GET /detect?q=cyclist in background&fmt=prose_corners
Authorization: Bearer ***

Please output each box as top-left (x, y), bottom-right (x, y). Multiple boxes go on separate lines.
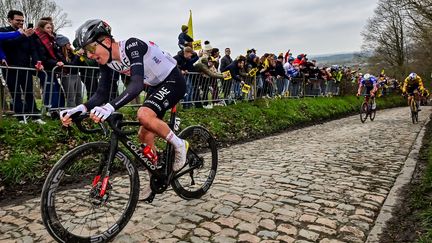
top-left (402, 72), bottom-right (425, 111)
top-left (59, 19), bottom-right (188, 200)
top-left (421, 88), bottom-right (430, 106)
top-left (356, 73), bottom-right (378, 110)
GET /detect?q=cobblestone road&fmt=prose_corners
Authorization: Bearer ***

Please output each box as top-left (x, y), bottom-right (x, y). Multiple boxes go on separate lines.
top-left (1, 107), bottom-right (430, 243)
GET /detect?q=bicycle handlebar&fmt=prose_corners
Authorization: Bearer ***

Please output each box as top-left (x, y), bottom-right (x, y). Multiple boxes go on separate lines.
top-left (70, 112), bottom-right (139, 137)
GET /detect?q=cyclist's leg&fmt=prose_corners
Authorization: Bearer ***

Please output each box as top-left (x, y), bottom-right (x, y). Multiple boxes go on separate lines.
top-left (138, 125), bottom-right (156, 151)
top-left (138, 68), bottom-right (187, 170)
top-left (415, 89), bottom-right (422, 110)
top-left (407, 86), bottom-right (414, 107)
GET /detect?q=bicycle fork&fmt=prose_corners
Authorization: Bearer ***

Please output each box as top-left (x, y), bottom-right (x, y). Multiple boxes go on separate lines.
top-left (91, 133), bottom-right (118, 203)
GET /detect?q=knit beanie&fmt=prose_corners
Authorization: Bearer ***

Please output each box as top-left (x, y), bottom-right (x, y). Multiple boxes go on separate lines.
top-left (56, 34), bottom-right (70, 47)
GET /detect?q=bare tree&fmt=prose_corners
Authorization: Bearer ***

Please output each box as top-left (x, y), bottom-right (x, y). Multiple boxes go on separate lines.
top-left (362, 0), bottom-right (410, 78)
top-left (0, 0), bottom-right (70, 31)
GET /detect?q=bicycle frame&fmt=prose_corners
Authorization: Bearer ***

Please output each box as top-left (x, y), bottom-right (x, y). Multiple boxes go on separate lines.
top-left (90, 107), bottom-right (179, 197)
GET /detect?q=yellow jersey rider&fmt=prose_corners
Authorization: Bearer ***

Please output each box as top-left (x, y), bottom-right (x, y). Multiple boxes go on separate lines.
top-left (402, 72), bottom-right (425, 111)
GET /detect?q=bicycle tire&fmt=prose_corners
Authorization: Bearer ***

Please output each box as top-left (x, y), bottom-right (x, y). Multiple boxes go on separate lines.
top-left (360, 102), bottom-right (368, 123)
top-left (410, 99), bottom-right (418, 124)
top-left (41, 142), bottom-right (139, 242)
top-left (171, 126), bottom-right (218, 200)
top-left (370, 108), bottom-right (376, 121)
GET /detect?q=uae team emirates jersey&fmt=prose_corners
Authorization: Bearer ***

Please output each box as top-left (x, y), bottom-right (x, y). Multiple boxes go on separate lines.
top-left (106, 38), bottom-right (177, 86)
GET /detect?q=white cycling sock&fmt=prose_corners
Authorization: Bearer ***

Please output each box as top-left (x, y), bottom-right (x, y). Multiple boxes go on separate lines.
top-left (166, 131), bottom-right (183, 151)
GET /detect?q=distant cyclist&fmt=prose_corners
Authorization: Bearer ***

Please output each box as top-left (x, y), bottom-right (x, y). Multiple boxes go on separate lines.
top-left (59, 19), bottom-right (188, 200)
top-left (357, 73), bottom-right (378, 110)
top-left (402, 72), bottom-right (425, 111)
top-left (421, 88), bottom-right (430, 106)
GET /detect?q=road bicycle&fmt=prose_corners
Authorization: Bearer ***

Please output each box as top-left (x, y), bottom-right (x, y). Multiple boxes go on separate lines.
top-left (359, 94), bottom-right (376, 123)
top-left (408, 92), bottom-right (419, 124)
top-left (40, 106), bottom-right (218, 242)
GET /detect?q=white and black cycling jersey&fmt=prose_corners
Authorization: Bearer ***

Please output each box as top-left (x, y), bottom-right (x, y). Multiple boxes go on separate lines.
top-left (84, 38), bottom-right (180, 110)
top-left (106, 39), bottom-right (177, 86)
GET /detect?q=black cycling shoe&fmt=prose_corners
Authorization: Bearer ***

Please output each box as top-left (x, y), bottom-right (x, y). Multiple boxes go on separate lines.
top-left (139, 192), bottom-right (155, 204)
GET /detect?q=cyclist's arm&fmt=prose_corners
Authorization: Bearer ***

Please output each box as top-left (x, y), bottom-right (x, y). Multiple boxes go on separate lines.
top-left (418, 77), bottom-right (425, 91)
top-left (84, 65), bottom-right (113, 110)
top-left (357, 80), bottom-right (364, 94)
top-left (372, 80), bottom-right (379, 93)
top-left (109, 38), bottom-right (147, 110)
top-left (402, 78), bottom-right (408, 93)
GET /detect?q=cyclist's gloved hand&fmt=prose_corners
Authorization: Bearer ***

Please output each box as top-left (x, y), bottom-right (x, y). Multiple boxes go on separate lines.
top-left (60, 104), bottom-right (87, 127)
top-left (90, 103), bottom-right (115, 123)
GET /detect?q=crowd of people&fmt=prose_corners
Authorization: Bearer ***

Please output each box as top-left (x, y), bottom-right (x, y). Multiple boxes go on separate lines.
top-left (0, 10), bottom-right (409, 123)
top-left (0, 10), bottom-right (100, 123)
top-left (177, 24), bottom-right (356, 107)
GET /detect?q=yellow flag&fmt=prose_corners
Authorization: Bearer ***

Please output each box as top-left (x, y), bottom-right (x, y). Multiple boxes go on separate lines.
top-left (187, 10), bottom-right (194, 39)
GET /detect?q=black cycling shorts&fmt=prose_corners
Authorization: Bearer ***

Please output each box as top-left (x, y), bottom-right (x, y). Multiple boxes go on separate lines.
top-left (143, 67), bottom-right (186, 119)
top-left (407, 84), bottom-right (419, 95)
top-left (365, 86), bottom-right (374, 94)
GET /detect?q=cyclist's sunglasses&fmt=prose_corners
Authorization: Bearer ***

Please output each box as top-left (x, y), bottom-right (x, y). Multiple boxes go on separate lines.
top-left (84, 42), bottom-right (98, 54)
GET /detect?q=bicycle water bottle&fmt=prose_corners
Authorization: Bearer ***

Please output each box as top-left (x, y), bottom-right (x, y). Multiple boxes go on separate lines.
top-left (142, 145), bottom-right (158, 165)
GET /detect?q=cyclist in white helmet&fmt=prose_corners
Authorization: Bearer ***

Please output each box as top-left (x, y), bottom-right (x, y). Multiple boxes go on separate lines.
top-left (59, 19), bottom-right (188, 201)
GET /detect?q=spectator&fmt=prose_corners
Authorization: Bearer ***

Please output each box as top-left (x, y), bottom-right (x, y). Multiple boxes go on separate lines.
top-left (178, 25), bottom-right (193, 50)
top-left (0, 10), bottom-right (40, 120)
top-left (174, 47), bottom-right (197, 74)
top-left (224, 55), bottom-right (246, 100)
top-left (56, 34), bottom-right (83, 107)
top-left (256, 54), bottom-right (270, 97)
top-left (40, 17), bottom-right (54, 32)
top-left (210, 48), bottom-right (220, 70)
top-left (219, 47), bottom-right (233, 72)
top-left (0, 29), bottom-right (34, 65)
top-left (194, 56), bottom-right (226, 108)
top-left (283, 56), bottom-right (296, 96)
top-left (173, 46), bottom-right (198, 108)
top-left (260, 54), bottom-right (277, 98)
top-left (31, 19), bottom-right (65, 117)
top-left (275, 55), bottom-right (288, 96)
top-left (203, 40), bottom-right (212, 56)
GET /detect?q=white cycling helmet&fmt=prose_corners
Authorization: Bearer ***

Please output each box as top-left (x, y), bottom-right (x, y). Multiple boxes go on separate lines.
top-left (409, 72), bottom-right (417, 80)
top-left (363, 73), bottom-right (371, 80)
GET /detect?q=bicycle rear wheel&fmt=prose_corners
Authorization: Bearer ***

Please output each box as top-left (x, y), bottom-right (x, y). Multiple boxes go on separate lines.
top-left (171, 126), bottom-right (218, 200)
top-left (41, 142), bottom-right (139, 242)
top-left (360, 102), bottom-right (368, 123)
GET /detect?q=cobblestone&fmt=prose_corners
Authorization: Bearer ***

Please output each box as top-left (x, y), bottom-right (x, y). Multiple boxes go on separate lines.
top-left (0, 107), bottom-right (428, 242)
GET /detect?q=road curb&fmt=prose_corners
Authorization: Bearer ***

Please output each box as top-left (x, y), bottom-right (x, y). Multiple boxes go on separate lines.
top-left (366, 115), bottom-right (431, 242)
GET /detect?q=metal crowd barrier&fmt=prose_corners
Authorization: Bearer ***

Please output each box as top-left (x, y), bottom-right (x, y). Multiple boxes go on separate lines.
top-left (182, 72), bottom-right (257, 108)
top-left (0, 64), bottom-right (352, 119)
top-left (0, 66), bottom-right (48, 121)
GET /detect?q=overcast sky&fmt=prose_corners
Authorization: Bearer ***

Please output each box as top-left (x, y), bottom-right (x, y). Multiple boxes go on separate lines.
top-left (55, 0), bottom-right (378, 58)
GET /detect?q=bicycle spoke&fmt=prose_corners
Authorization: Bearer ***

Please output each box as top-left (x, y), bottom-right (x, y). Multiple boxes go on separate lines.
top-left (41, 143), bottom-right (139, 241)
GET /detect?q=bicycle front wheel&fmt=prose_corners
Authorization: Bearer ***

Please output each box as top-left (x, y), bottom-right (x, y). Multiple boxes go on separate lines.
top-left (370, 107), bottom-right (376, 121)
top-left (360, 102), bottom-right (368, 123)
top-left (410, 100), bottom-right (418, 124)
top-left (171, 126), bottom-right (218, 200)
top-left (41, 142), bottom-right (139, 242)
